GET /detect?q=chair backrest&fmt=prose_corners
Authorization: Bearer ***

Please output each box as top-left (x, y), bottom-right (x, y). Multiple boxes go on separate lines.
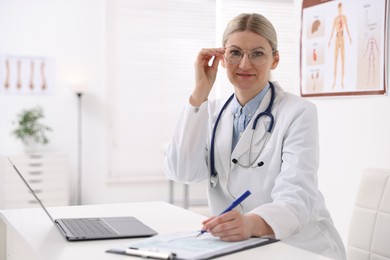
top-left (347, 168), bottom-right (390, 260)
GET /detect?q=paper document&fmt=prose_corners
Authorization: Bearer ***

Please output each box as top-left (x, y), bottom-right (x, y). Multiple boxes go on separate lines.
top-left (107, 231), bottom-right (278, 259)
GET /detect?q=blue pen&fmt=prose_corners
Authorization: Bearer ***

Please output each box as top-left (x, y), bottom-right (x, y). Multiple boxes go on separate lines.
top-left (196, 190), bottom-right (251, 237)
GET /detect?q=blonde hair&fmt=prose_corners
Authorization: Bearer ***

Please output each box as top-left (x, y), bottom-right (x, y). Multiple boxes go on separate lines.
top-left (222, 13), bottom-right (278, 52)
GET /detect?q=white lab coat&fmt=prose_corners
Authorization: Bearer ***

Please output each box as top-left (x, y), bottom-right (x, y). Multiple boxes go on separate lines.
top-left (164, 81), bottom-right (346, 260)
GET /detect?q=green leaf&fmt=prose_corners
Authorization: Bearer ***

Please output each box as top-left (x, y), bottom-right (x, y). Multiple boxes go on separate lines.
top-left (11, 106), bottom-right (52, 145)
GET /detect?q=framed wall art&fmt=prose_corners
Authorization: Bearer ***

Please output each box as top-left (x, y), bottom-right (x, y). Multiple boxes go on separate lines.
top-left (0, 55), bottom-right (53, 95)
top-left (300, 0), bottom-right (388, 97)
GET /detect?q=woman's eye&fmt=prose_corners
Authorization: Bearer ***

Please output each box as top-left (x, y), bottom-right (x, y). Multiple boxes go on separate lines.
top-left (251, 51), bottom-right (265, 57)
top-left (230, 50), bottom-right (242, 56)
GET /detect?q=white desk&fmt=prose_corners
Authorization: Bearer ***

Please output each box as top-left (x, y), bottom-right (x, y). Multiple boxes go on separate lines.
top-left (0, 201), bottom-right (331, 260)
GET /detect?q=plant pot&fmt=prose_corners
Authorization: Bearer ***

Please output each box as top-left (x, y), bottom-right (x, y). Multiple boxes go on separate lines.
top-left (24, 137), bottom-right (39, 154)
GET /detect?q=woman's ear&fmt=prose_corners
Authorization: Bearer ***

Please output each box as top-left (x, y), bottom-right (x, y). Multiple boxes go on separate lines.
top-left (271, 51), bottom-right (280, 70)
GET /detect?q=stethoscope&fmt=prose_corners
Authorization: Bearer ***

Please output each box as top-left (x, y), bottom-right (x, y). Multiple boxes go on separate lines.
top-left (210, 82), bottom-right (275, 188)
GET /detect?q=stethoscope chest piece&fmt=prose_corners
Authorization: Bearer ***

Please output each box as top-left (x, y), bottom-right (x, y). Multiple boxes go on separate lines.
top-left (210, 174), bottom-right (218, 188)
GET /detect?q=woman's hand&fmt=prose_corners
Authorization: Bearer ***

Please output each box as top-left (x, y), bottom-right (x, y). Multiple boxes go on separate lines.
top-left (200, 211), bottom-right (274, 241)
top-left (190, 47), bottom-right (225, 107)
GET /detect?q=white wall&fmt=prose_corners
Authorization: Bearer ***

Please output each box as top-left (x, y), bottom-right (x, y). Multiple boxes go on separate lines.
top-left (0, 0), bottom-right (389, 246)
top-left (293, 0), bottom-right (390, 242)
top-left (0, 0), bottom-right (102, 203)
top-left (0, 0), bottom-right (176, 206)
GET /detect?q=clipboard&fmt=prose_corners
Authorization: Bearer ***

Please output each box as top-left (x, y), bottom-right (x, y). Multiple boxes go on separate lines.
top-left (106, 231), bottom-right (279, 259)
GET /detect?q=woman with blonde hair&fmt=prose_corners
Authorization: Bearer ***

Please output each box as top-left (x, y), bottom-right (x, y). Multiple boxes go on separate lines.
top-left (165, 13), bottom-right (346, 260)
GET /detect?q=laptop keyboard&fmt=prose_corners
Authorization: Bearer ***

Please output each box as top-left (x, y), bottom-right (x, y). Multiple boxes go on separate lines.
top-left (61, 218), bottom-right (117, 237)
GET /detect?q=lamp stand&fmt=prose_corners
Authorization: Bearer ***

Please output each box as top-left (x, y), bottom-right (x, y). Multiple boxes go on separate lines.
top-left (76, 92), bottom-right (83, 205)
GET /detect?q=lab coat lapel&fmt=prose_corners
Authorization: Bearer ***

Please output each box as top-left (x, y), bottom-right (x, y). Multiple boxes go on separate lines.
top-left (215, 105), bottom-right (233, 177)
top-left (232, 87), bottom-right (273, 161)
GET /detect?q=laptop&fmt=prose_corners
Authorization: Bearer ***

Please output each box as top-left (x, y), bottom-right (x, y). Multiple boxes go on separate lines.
top-left (7, 158), bottom-right (158, 241)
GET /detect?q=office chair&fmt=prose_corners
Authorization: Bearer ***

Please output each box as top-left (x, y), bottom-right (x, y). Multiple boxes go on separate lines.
top-left (347, 168), bottom-right (390, 260)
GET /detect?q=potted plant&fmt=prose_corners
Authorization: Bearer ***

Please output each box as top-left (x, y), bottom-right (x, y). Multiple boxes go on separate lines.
top-left (12, 106), bottom-right (52, 152)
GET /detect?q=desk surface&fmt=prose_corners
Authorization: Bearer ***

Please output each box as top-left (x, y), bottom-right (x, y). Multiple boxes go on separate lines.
top-left (0, 201), bottom-right (331, 260)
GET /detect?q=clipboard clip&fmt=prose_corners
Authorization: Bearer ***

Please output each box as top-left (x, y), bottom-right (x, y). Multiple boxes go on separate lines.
top-left (106, 247), bottom-right (176, 259)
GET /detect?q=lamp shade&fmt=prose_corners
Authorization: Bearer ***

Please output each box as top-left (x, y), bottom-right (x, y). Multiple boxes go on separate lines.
top-left (71, 84), bottom-right (88, 94)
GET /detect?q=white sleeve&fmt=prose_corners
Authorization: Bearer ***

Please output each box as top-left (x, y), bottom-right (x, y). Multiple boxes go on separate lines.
top-left (164, 101), bottom-right (210, 183)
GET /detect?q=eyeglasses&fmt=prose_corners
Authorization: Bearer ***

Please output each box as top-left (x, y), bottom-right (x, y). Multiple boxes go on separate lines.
top-left (224, 46), bottom-right (276, 66)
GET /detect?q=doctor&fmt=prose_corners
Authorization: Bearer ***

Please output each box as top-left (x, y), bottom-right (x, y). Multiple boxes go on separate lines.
top-left (164, 13), bottom-right (346, 260)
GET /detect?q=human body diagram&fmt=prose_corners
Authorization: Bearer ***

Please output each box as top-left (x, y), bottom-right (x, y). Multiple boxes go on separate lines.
top-left (328, 3), bottom-right (352, 89)
top-left (364, 35), bottom-right (379, 87)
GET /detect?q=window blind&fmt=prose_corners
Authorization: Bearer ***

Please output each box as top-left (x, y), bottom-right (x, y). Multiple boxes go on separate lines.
top-left (106, 0), bottom-right (294, 178)
top-left (106, 0), bottom-right (216, 177)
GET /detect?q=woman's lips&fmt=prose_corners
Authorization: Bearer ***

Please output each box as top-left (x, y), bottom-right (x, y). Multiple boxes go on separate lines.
top-left (236, 72), bottom-right (255, 77)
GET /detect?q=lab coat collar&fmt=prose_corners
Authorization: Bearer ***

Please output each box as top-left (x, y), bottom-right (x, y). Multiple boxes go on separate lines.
top-left (214, 81), bottom-right (284, 173)
top-left (232, 99), bottom-right (271, 162)
top-left (232, 82), bottom-right (284, 162)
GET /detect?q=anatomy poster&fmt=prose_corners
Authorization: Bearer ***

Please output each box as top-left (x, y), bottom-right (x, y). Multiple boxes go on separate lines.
top-left (300, 0), bottom-right (388, 97)
top-left (0, 56), bottom-right (53, 95)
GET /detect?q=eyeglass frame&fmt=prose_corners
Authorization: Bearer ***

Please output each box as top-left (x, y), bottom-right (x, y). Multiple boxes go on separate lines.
top-left (224, 45), bottom-right (277, 66)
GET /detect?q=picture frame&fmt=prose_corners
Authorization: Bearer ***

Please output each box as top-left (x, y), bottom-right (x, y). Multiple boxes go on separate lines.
top-left (300, 0), bottom-right (388, 97)
top-left (0, 55), bottom-right (52, 95)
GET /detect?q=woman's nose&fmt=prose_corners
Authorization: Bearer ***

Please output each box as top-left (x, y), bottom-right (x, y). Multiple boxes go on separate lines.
top-left (238, 53), bottom-right (252, 69)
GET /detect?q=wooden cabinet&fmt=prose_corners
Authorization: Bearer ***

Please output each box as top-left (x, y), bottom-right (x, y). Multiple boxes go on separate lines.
top-left (0, 154), bottom-right (69, 209)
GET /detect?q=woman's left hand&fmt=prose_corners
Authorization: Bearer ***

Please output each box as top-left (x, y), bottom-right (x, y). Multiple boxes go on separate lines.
top-left (201, 211), bottom-right (274, 241)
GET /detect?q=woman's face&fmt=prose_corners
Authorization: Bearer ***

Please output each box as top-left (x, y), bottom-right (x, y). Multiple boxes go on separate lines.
top-left (222, 31), bottom-right (279, 96)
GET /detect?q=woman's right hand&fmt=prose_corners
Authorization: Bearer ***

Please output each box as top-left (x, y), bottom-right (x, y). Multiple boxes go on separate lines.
top-left (190, 47), bottom-right (225, 107)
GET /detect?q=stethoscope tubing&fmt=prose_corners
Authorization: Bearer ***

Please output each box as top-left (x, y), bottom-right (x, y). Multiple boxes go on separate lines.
top-left (210, 93), bottom-right (234, 184)
top-left (210, 82), bottom-right (275, 187)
